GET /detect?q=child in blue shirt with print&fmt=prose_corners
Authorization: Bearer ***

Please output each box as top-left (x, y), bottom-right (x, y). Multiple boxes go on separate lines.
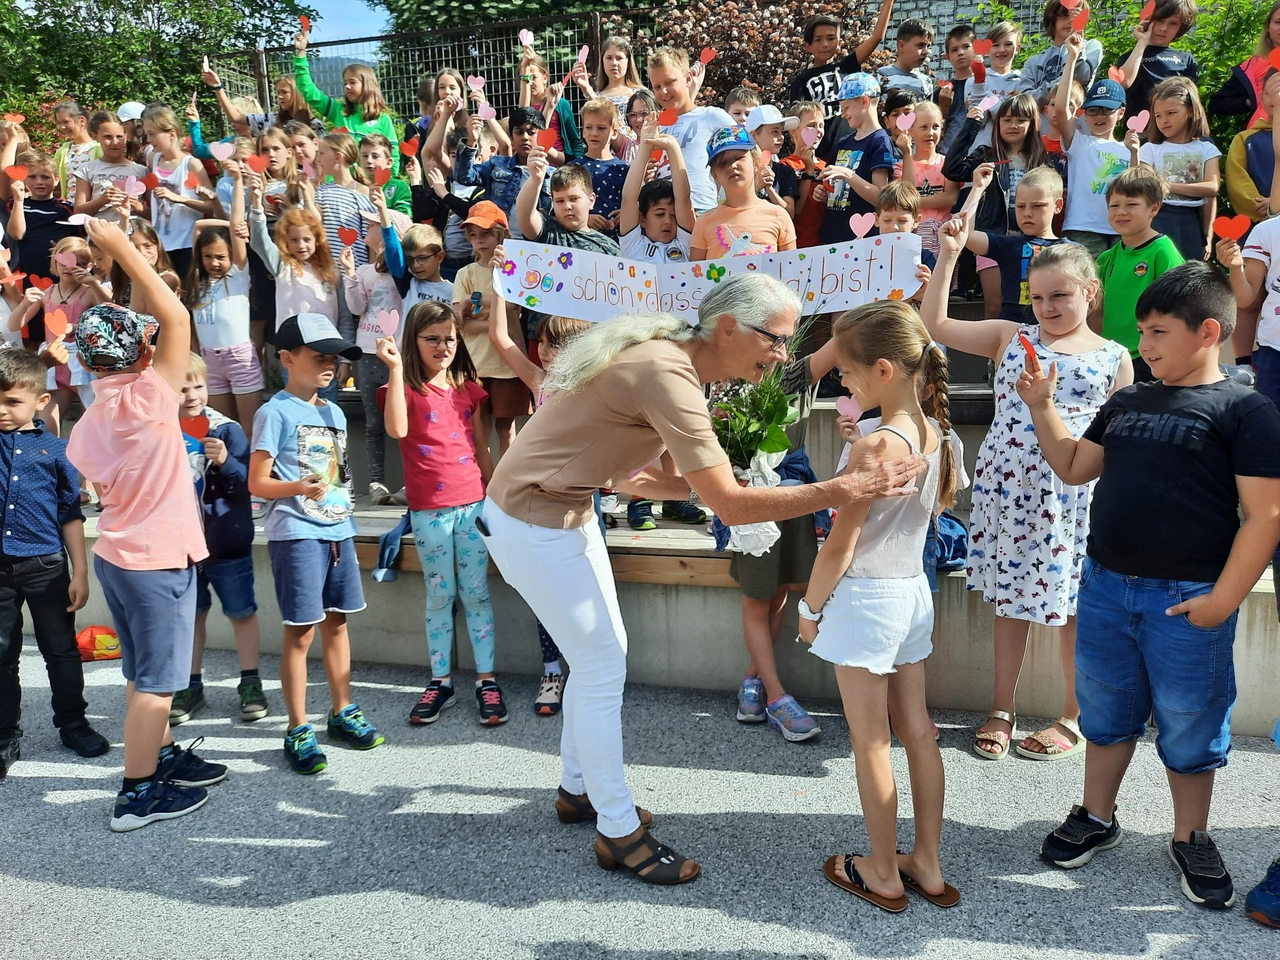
top-left (817, 73), bottom-right (896, 244)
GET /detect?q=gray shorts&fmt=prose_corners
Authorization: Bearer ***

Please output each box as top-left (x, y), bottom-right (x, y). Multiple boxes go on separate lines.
top-left (94, 555), bottom-right (196, 694)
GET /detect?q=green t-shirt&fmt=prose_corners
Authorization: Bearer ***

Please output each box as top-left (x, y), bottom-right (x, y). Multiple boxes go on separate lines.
top-left (1096, 234), bottom-right (1184, 358)
top-left (381, 178), bottom-right (412, 216)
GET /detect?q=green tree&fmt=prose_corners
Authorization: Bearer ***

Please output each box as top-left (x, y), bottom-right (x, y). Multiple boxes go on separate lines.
top-left (374, 0), bottom-right (617, 34)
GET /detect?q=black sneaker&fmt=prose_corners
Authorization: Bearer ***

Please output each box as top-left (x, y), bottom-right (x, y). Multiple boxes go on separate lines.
top-left (60, 722), bottom-right (110, 758)
top-left (1169, 831), bottom-right (1236, 908)
top-left (476, 680), bottom-right (509, 726)
top-left (237, 678), bottom-right (269, 722)
top-left (169, 685), bottom-right (206, 726)
top-left (409, 680), bottom-right (455, 725)
top-left (156, 737), bottom-right (229, 788)
top-left (661, 500), bottom-right (707, 524)
top-left (1041, 804), bottom-right (1122, 869)
top-left (110, 780), bottom-right (208, 833)
top-left (0, 739), bottom-right (19, 779)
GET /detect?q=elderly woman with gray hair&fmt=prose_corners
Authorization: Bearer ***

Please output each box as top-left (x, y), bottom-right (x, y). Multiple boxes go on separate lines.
top-left (481, 272), bottom-right (926, 884)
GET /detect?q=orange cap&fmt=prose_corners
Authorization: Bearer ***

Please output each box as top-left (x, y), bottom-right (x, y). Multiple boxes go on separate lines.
top-left (461, 200), bottom-right (509, 230)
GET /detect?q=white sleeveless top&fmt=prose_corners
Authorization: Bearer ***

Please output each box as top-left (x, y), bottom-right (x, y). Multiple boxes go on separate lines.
top-left (150, 154), bottom-right (201, 253)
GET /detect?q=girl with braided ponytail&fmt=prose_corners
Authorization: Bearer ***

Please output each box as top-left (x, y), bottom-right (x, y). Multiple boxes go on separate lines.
top-left (798, 300), bottom-right (958, 912)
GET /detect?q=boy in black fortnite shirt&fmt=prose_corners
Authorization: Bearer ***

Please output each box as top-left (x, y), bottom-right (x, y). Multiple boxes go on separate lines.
top-left (1018, 261), bottom-right (1280, 911)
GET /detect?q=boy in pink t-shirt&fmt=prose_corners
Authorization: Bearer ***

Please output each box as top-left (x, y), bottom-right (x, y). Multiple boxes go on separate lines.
top-left (67, 219), bottom-right (227, 834)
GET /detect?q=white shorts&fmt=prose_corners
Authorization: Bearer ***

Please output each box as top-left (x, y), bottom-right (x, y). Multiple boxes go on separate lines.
top-left (808, 574), bottom-right (934, 675)
top-left (46, 343), bottom-right (94, 390)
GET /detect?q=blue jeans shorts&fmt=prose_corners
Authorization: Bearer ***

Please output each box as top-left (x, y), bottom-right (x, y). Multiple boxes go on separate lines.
top-left (1075, 558), bottom-right (1237, 775)
top-left (267, 538), bottom-right (366, 627)
top-left (196, 555), bottom-right (258, 620)
top-left (94, 555), bottom-right (196, 694)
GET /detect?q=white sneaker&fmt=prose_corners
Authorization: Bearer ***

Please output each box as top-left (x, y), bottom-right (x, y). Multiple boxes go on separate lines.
top-left (599, 492), bottom-right (620, 512)
top-left (388, 487), bottom-right (409, 507)
top-left (368, 482), bottom-right (392, 505)
top-left (534, 672), bottom-right (565, 716)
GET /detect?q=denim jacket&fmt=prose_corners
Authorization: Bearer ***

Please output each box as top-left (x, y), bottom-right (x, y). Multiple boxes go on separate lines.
top-left (452, 144), bottom-right (549, 240)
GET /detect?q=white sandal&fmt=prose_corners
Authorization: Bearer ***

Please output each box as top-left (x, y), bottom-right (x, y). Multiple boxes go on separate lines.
top-left (1015, 717), bottom-right (1085, 761)
top-left (973, 710), bottom-right (1016, 760)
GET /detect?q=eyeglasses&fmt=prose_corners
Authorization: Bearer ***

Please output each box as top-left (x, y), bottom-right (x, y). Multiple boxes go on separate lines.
top-left (418, 336), bottom-right (458, 348)
top-left (408, 254), bottom-right (439, 264)
top-left (626, 111), bottom-right (651, 121)
top-left (1084, 107), bottom-right (1115, 116)
top-left (748, 325), bottom-right (791, 354)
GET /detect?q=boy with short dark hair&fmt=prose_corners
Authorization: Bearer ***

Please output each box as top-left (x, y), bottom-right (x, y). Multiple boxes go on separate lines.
top-left (937, 25), bottom-right (976, 154)
top-left (1115, 0), bottom-right (1199, 123)
top-left (788, 6), bottom-right (896, 161)
top-left (454, 106), bottom-right (547, 240)
top-left (1095, 167), bottom-right (1184, 380)
top-left (1020, 260), bottom-right (1280, 912)
top-left (0, 346), bottom-right (105, 778)
top-left (724, 86), bottom-right (762, 127)
top-left (877, 19), bottom-right (935, 99)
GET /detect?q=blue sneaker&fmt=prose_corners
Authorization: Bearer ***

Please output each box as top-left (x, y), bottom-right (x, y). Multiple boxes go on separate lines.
top-left (327, 703), bottom-right (385, 749)
top-left (765, 694), bottom-right (821, 742)
top-left (627, 499), bottom-right (656, 531)
top-left (110, 780), bottom-right (208, 832)
top-left (1247, 857), bottom-right (1280, 928)
top-left (156, 737), bottom-right (228, 788)
top-left (284, 723), bottom-right (328, 775)
top-left (736, 676), bottom-right (766, 723)
top-left (662, 500), bottom-right (707, 524)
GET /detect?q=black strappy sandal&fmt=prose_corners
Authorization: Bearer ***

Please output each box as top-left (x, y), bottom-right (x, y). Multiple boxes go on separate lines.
top-left (555, 787), bottom-right (653, 827)
top-left (595, 829), bottom-right (701, 885)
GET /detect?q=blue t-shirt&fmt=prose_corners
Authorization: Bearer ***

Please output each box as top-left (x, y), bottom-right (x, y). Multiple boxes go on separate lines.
top-left (820, 128), bottom-right (896, 243)
top-left (983, 234), bottom-right (1076, 323)
top-left (573, 156), bottom-right (629, 235)
top-left (250, 391), bottom-right (357, 542)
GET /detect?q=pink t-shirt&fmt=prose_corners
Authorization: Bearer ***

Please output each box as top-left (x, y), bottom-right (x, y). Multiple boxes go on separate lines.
top-left (894, 153), bottom-right (949, 254)
top-left (67, 367), bottom-right (208, 570)
top-left (377, 379), bottom-right (488, 511)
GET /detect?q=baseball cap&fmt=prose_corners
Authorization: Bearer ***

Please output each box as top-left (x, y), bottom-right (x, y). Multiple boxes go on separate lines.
top-left (707, 125), bottom-right (756, 162)
top-left (837, 73), bottom-right (881, 101)
top-left (117, 101), bottom-right (146, 123)
top-left (1082, 79), bottom-right (1125, 110)
top-left (275, 313), bottom-right (361, 361)
top-left (744, 104), bottom-right (800, 133)
top-left (461, 200), bottom-right (509, 231)
top-left (76, 303), bottom-right (159, 372)
top-left (357, 207), bottom-right (414, 237)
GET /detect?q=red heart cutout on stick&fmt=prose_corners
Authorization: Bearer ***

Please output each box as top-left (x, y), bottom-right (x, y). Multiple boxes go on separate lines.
top-left (400, 138), bottom-right (419, 157)
top-left (0, 272), bottom-right (26, 286)
top-left (657, 108), bottom-right (678, 126)
top-left (245, 154), bottom-right (269, 174)
top-left (1018, 333), bottom-right (1037, 364)
top-left (185, 171), bottom-right (199, 189)
top-left (699, 47), bottom-right (716, 65)
top-left (535, 128), bottom-right (557, 150)
top-left (142, 171), bottom-right (159, 190)
top-left (3, 114), bottom-right (24, 124)
top-left (338, 226), bottom-right (359, 246)
top-left (1140, 0), bottom-right (1156, 19)
top-left (1270, 48), bottom-right (1280, 71)
top-left (973, 39), bottom-right (993, 54)
top-left (3, 165), bottom-right (27, 181)
top-left (29, 275), bottom-right (53, 292)
top-left (374, 167), bottom-right (391, 186)
top-left (1213, 215), bottom-right (1250, 241)
top-left (1072, 6), bottom-right (1090, 30)
top-left (44, 308), bottom-right (68, 338)
top-left (299, 14), bottom-right (310, 31)
top-left (971, 60), bottom-right (986, 83)
top-left (181, 415), bottom-right (210, 440)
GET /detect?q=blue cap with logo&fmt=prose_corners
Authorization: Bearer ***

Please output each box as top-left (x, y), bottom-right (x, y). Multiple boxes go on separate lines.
top-left (1082, 78), bottom-right (1126, 110)
top-left (706, 125), bottom-right (756, 162)
top-left (837, 73), bottom-right (881, 101)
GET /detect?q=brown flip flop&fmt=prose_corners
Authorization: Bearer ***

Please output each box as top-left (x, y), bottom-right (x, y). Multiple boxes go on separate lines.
top-left (899, 870), bottom-right (961, 907)
top-left (823, 854), bottom-right (909, 913)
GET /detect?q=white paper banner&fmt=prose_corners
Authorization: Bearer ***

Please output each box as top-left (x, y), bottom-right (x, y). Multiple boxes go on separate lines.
top-left (492, 233), bottom-right (924, 324)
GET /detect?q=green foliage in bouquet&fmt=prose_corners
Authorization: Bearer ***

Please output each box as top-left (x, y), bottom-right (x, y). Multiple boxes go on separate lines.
top-left (710, 368), bottom-right (800, 471)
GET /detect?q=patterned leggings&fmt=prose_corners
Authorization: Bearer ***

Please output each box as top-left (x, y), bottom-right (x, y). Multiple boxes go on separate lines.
top-left (536, 620), bottom-right (563, 665)
top-left (410, 502), bottom-right (495, 676)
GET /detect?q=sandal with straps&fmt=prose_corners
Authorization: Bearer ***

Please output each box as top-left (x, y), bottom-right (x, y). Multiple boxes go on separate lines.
top-left (595, 828), bottom-right (700, 885)
top-left (973, 710), bottom-right (1016, 760)
top-left (555, 787), bottom-right (653, 828)
top-left (1015, 716), bottom-right (1085, 761)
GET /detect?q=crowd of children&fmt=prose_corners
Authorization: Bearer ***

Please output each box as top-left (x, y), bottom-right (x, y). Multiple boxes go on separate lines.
top-left (1, 0), bottom-right (1279, 928)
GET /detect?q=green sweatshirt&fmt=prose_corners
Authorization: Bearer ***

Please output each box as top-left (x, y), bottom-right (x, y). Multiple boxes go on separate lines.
top-left (294, 53), bottom-right (400, 168)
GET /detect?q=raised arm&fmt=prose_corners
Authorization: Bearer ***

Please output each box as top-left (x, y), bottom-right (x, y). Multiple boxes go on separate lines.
top-left (1055, 34), bottom-right (1087, 149)
top-left (293, 29), bottom-right (339, 124)
top-left (517, 144), bottom-right (549, 239)
top-left (1117, 20), bottom-right (1151, 89)
top-left (921, 213), bottom-right (1019, 359)
top-left (225, 160), bottom-right (248, 269)
top-left (853, 0), bottom-right (895, 64)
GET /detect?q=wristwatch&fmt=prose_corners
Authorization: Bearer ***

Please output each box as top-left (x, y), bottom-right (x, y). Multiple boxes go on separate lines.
top-left (797, 598), bottom-right (823, 623)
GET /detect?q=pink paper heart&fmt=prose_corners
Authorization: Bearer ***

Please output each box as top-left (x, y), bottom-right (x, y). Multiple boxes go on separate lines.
top-left (979, 95), bottom-right (1001, 111)
top-left (466, 75), bottom-right (485, 90)
top-left (1127, 110), bottom-right (1150, 132)
top-left (895, 112), bottom-right (916, 132)
top-left (835, 396), bottom-right (862, 419)
top-left (208, 141), bottom-right (235, 161)
top-left (119, 176), bottom-right (145, 197)
top-left (578, 45), bottom-right (589, 63)
top-left (518, 28), bottom-right (534, 46)
top-left (848, 213), bottom-right (876, 238)
top-left (301, 159), bottom-right (315, 179)
top-left (478, 103), bottom-right (497, 121)
top-left (57, 213), bottom-right (90, 226)
top-left (374, 309), bottom-right (400, 337)
top-left (799, 127), bottom-right (819, 146)
top-left (54, 251), bottom-right (78, 268)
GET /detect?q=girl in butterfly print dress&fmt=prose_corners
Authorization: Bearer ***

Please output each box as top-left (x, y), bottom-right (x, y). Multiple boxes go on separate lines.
top-left (923, 218), bottom-right (1131, 762)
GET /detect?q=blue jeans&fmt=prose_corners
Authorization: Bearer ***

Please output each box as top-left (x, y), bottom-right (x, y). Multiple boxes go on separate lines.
top-left (410, 502), bottom-right (495, 677)
top-left (1075, 559), bottom-right (1237, 774)
top-left (196, 555), bottom-right (258, 619)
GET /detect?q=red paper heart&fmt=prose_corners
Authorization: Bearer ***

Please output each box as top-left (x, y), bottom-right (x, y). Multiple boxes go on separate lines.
top-left (699, 47), bottom-right (716, 65)
top-left (658, 108), bottom-right (678, 126)
top-left (649, 149), bottom-right (666, 165)
top-left (1213, 215), bottom-right (1250, 242)
top-left (142, 171), bottom-right (159, 190)
top-left (1072, 6), bottom-right (1090, 30)
top-left (3, 165), bottom-right (27, 181)
top-left (185, 171), bottom-right (199, 189)
top-left (535, 128), bottom-right (557, 150)
top-left (973, 39), bottom-right (993, 55)
top-left (299, 14), bottom-right (310, 31)
top-left (400, 138), bottom-right (420, 157)
top-left (1140, 0), bottom-right (1156, 19)
top-left (0, 272), bottom-right (25, 286)
top-left (1018, 333), bottom-right (1037, 364)
top-left (44, 308), bottom-right (68, 338)
top-left (971, 60), bottom-right (986, 83)
top-left (3, 113), bottom-right (24, 124)
top-left (374, 167), bottom-right (391, 186)
top-left (29, 275), bottom-right (53, 291)
top-left (338, 226), bottom-right (359, 246)
top-left (244, 154), bottom-right (270, 174)
top-left (1270, 48), bottom-right (1280, 72)
top-left (1061, 0), bottom-right (1080, 7)
top-left (181, 415), bottom-right (210, 440)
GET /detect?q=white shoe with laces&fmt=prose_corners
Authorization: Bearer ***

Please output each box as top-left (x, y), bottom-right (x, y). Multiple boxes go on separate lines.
top-left (534, 672), bottom-right (566, 717)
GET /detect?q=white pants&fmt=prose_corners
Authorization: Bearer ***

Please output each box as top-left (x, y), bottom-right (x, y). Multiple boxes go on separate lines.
top-left (480, 497), bottom-right (640, 838)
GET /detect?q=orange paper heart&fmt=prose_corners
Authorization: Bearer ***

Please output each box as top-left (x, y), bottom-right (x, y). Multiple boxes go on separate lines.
top-left (535, 128), bottom-right (557, 150)
top-left (400, 138), bottom-right (420, 157)
top-left (44, 308), bottom-right (68, 338)
top-left (1108, 65), bottom-right (1125, 82)
top-left (299, 14), bottom-right (310, 31)
top-left (374, 167), bottom-right (391, 186)
top-left (973, 39), bottom-right (993, 54)
top-left (29, 275), bottom-right (53, 292)
top-left (3, 113), bottom-right (24, 124)
top-left (1213, 215), bottom-right (1250, 241)
top-left (3, 165), bottom-right (27, 181)
top-left (245, 154), bottom-right (270, 174)
top-left (1140, 0), bottom-right (1155, 19)
top-left (185, 170), bottom-right (199, 189)
top-left (1072, 6), bottom-right (1090, 30)
top-left (1270, 48), bottom-right (1280, 72)
top-left (658, 108), bottom-right (678, 126)
top-left (142, 171), bottom-right (159, 190)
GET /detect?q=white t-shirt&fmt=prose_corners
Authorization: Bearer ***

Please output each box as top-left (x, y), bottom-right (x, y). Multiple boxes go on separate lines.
top-left (149, 154), bottom-right (201, 253)
top-left (667, 106), bottom-right (735, 212)
top-left (1062, 119), bottom-right (1131, 234)
top-left (620, 225), bottom-right (693, 262)
top-left (1138, 139), bottom-right (1222, 208)
top-left (77, 159), bottom-right (147, 224)
top-left (193, 264), bottom-right (251, 349)
top-left (1242, 216), bottom-right (1280, 350)
top-left (405, 277), bottom-right (454, 306)
top-left (0, 297), bottom-right (20, 346)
